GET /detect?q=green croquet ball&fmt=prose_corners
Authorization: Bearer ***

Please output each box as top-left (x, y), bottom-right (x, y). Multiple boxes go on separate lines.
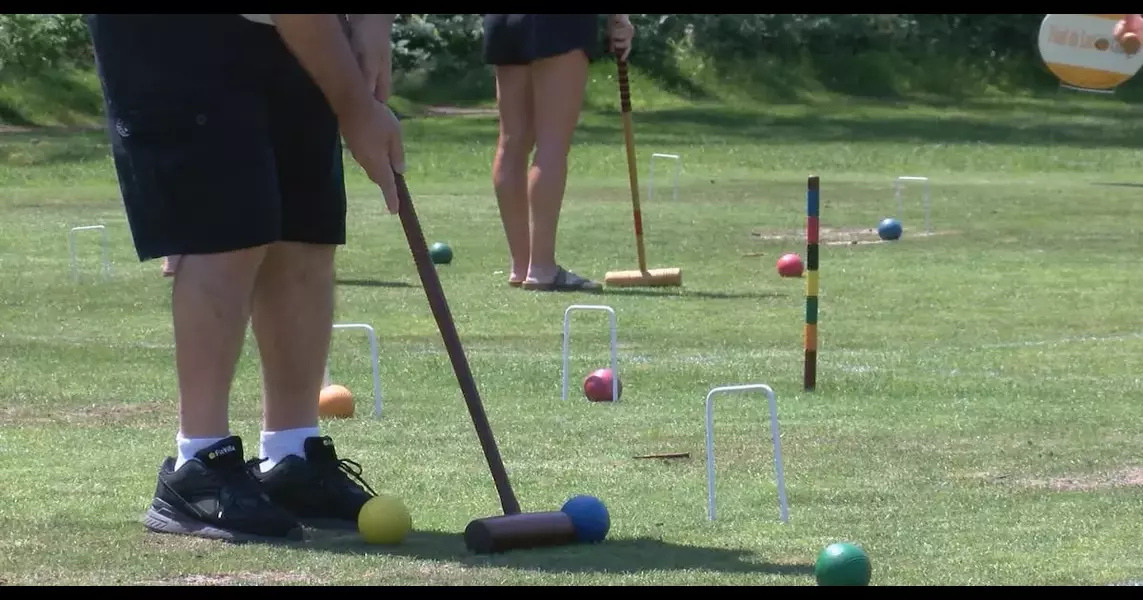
top-left (429, 242), bottom-right (453, 265)
top-left (814, 542), bottom-right (871, 586)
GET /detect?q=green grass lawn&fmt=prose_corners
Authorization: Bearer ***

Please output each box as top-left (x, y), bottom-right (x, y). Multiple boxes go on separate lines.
top-left (2, 73), bottom-right (1143, 585)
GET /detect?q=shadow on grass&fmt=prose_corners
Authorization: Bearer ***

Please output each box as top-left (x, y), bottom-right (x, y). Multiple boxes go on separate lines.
top-left (1092, 182), bottom-right (1143, 189)
top-left (577, 107), bottom-right (1140, 150)
top-left (336, 278), bottom-right (418, 290)
top-left (405, 101), bottom-right (1138, 152)
top-left (0, 128), bottom-right (110, 166)
top-left (300, 529), bottom-right (813, 576)
top-left (602, 288), bottom-right (788, 301)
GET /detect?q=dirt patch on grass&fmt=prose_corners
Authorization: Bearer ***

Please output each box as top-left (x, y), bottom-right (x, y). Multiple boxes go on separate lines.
top-left (0, 400), bottom-right (167, 427)
top-left (1043, 467), bottom-right (1143, 492)
top-left (422, 105), bottom-right (498, 118)
top-left (750, 227), bottom-right (959, 247)
top-left (140, 571), bottom-right (314, 586)
top-left (975, 467), bottom-right (1143, 491)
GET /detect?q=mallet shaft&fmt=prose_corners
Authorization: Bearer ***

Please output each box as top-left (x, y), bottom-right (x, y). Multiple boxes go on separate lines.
top-left (394, 174), bottom-right (521, 516)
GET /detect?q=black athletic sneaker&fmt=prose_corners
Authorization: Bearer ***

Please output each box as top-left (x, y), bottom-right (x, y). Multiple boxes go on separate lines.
top-left (143, 436), bottom-right (303, 542)
top-left (256, 436), bottom-right (377, 529)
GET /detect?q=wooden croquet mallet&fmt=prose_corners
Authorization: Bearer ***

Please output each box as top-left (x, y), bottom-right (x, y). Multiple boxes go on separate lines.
top-left (393, 174), bottom-right (579, 554)
top-left (603, 59), bottom-right (683, 288)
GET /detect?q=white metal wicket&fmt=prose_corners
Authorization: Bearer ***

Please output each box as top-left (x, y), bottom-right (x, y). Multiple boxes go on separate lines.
top-left (324, 323), bottom-right (384, 417)
top-left (704, 383), bottom-right (790, 523)
top-left (649, 153), bottom-right (682, 204)
top-left (68, 225), bottom-right (110, 282)
top-left (893, 176), bottom-right (932, 235)
top-left (560, 304), bottom-right (619, 402)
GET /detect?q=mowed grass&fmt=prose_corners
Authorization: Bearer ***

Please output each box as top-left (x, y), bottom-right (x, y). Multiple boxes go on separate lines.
top-left (2, 74), bottom-right (1143, 586)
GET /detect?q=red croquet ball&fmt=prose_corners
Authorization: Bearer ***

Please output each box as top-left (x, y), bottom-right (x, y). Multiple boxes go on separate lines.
top-left (583, 368), bottom-right (622, 402)
top-left (777, 253), bottom-right (805, 278)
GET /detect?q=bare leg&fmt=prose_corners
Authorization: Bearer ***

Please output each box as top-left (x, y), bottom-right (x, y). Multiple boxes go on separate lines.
top-left (162, 255), bottom-right (180, 277)
top-left (173, 248), bottom-right (266, 439)
top-left (491, 65), bottom-right (536, 285)
top-left (523, 50), bottom-right (589, 284)
top-left (250, 241), bottom-right (336, 436)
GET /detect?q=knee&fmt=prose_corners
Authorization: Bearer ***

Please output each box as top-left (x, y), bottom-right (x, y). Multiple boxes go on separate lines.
top-left (532, 140), bottom-right (571, 170)
top-left (496, 132), bottom-right (534, 167)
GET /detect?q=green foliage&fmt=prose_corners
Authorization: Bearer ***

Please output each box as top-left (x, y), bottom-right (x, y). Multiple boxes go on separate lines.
top-left (0, 14), bottom-right (92, 74)
top-left (0, 14), bottom-right (1110, 106)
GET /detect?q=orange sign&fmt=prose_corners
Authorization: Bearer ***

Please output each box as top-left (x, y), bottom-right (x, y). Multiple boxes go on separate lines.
top-left (1039, 14), bottom-right (1143, 90)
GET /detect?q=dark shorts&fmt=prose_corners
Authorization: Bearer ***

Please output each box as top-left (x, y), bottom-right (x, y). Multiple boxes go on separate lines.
top-left (482, 14), bottom-right (602, 66)
top-left (87, 14), bottom-right (347, 262)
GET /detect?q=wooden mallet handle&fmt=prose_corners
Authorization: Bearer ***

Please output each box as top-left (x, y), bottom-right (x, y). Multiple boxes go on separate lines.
top-left (616, 59), bottom-right (649, 274)
top-left (394, 174), bottom-right (522, 517)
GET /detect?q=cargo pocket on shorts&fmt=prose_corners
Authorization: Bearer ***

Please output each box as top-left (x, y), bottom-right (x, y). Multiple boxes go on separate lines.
top-left (112, 102), bottom-right (256, 227)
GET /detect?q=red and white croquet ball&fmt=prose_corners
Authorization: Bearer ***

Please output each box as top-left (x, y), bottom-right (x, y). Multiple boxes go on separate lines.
top-left (776, 253), bottom-right (804, 278)
top-left (583, 368), bottom-right (622, 402)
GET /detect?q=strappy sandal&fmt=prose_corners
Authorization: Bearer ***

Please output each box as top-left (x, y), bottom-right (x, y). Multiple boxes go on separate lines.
top-left (521, 267), bottom-right (602, 293)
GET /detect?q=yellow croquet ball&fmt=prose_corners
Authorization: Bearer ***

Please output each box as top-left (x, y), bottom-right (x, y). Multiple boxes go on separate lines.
top-left (358, 494), bottom-right (412, 545)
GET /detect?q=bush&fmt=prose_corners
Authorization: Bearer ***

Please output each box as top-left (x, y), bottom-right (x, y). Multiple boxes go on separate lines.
top-left (0, 14), bottom-right (92, 74)
top-left (0, 14), bottom-right (1060, 97)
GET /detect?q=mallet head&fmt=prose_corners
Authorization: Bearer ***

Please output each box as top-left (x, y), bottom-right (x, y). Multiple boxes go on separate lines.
top-left (463, 511), bottom-right (577, 554)
top-left (603, 267), bottom-right (682, 288)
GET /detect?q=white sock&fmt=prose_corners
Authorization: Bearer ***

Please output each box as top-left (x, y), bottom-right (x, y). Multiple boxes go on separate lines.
top-left (174, 432), bottom-right (229, 470)
top-left (259, 427), bottom-right (321, 473)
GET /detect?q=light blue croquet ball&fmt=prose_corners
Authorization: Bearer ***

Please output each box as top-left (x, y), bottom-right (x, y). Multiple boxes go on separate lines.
top-left (877, 218), bottom-right (903, 241)
top-left (561, 495), bottom-right (610, 543)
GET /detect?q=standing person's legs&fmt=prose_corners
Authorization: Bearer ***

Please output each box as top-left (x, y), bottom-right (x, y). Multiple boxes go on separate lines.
top-left (518, 14), bottom-right (601, 292)
top-left (484, 15), bottom-right (536, 287)
top-left (520, 48), bottom-right (592, 290)
top-left (88, 13), bottom-right (300, 540)
top-left (491, 66), bottom-right (535, 286)
top-left (250, 36), bottom-right (377, 529)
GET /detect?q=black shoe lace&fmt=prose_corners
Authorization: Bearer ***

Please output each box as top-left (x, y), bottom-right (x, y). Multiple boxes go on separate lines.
top-left (207, 458), bottom-right (276, 515)
top-left (325, 457), bottom-right (378, 497)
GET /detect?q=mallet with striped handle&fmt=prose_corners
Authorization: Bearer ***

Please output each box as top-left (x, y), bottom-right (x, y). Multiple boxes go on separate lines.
top-left (604, 59), bottom-right (682, 288)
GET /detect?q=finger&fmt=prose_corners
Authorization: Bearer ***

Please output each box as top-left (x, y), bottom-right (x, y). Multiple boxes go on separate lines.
top-left (377, 163), bottom-right (400, 214)
top-left (621, 45), bottom-right (631, 62)
top-left (366, 69), bottom-right (379, 97)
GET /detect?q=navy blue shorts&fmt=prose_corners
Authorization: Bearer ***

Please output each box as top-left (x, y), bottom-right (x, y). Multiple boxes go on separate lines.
top-left (87, 14), bottom-right (347, 261)
top-left (482, 14), bottom-right (602, 66)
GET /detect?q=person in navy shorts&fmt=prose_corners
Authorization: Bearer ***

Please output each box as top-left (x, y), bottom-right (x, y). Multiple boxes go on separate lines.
top-left (87, 13), bottom-right (404, 542)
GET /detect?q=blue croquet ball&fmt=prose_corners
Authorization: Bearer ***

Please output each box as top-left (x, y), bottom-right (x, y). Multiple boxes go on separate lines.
top-left (560, 495), bottom-right (610, 543)
top-left (877, 218), bottom-right (903, 241)
top-left (429, 242), bottom-right (453, 265)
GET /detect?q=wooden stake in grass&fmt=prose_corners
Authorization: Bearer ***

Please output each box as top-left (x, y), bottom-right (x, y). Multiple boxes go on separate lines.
top-left (804, 175), bottom-right (820, 392)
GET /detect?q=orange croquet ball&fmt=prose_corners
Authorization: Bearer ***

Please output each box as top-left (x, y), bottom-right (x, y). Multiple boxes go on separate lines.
top-left (319, 384), bottom-right (355, 419)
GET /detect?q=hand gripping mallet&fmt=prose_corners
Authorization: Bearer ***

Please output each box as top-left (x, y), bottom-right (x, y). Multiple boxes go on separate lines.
top-left (603, 59), bottom-right (683, 288)
top-left (393, 174), bottom-right (578, 554)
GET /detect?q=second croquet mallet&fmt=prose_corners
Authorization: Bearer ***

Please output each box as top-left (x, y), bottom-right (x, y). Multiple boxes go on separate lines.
top-left (604, 59), bottom-right (683, 288)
